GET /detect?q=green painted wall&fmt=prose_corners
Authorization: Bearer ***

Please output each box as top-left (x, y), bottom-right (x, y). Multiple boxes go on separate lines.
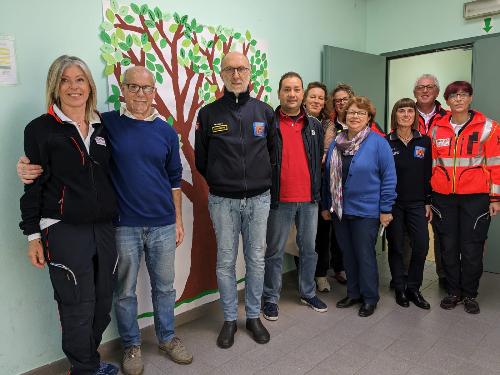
top-left (0, 1), bottom-right (367, 373)
top-left (366, 0), bottom-right (499, 54)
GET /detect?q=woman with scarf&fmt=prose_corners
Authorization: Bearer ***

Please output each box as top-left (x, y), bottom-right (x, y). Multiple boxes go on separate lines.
top-left (322, 96), bottom-right (396, 317)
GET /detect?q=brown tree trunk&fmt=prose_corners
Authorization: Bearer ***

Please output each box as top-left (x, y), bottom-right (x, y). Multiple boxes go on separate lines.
top-left (177, 164), bottom-right (218, 301)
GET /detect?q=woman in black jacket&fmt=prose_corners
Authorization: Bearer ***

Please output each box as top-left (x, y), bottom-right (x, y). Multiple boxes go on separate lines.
top-left (386, 98), bottom-right (432, 310)
top-left (19, 55), bottom-right (118, 375)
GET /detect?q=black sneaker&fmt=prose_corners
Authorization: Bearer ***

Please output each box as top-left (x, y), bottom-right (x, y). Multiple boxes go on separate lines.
top-left (262, 302), bottom-right (279, 321)
top-left (440, 295), bottom-right (462, 310)
top-left (300, 295), bottom-right (328, 312)
top-left (463, 297), bottom-right (480, 314)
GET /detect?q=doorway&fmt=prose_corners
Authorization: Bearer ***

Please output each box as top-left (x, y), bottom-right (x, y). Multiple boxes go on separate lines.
top-left (386, 47), bottom-right (473, 127)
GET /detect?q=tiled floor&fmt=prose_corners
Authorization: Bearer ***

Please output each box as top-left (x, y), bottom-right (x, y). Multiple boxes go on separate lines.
top-left (71, 257), bottom-right (500, 374)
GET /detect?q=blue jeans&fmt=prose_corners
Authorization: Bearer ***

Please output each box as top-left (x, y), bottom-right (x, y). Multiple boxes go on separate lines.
top-left (333, 215), bottom-right (380, 304)
top-left (263, 202), bottom-right (319, 304)
top-left (208, 191), bottom-right (270, 321)
top-left (114, 225), bottom-right (176, 347)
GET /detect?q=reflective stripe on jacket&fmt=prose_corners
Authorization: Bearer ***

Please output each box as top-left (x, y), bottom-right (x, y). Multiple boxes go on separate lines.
top-left (430, 110), bottom-right (500, 200)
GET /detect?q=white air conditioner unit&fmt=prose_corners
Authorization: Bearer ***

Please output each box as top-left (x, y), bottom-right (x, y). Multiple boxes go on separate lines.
top-left (464, 0), bottom-right (500, 19)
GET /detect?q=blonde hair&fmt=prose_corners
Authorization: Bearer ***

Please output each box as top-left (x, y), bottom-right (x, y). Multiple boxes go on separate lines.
top-left (46, 55), bottom-right (97, 123)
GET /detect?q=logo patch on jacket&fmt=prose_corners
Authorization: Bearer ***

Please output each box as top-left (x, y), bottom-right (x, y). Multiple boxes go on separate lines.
top-left (211, 123), bottom-right (228, 133)
top-left (414, 146), bottom-right (426, 159)
top-left (436, 138), bottom-right (450, 147)
top-left (253, 122), bottom-right (266, 137)
top-left (95, 136), bottom-right (107, 146)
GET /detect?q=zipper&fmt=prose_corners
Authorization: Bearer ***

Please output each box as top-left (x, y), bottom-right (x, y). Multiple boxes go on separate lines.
top-left (69, 136), bottom-right (85, 166)
top-left (237, 100), bottom-right (247, 194)
top-left (59, 185), bottom-right (66, 215)
top-left (452, 136), bottom-right (458, 193)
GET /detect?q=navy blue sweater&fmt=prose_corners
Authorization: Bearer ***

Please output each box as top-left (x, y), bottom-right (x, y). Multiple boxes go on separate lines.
top-left (102, 111), bottom-right (182, 226)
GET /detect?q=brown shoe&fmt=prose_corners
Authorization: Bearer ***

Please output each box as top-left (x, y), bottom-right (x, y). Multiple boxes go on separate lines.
top-left (159, 336), bottom-right (193, 364)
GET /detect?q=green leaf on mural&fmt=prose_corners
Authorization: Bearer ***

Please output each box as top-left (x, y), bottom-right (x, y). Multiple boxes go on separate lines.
top-left (209, 84), bottom-right (217, 93)
top-left (147, 9), bottom-right (156, 21)
top-left (146, 53), bottom-right (156, 62)
top-left (110, 0), bottom-right (119, 12)
top-left (182, 39), bottom-right (191, 48)
top-left (216, 39), bottom-right (222, 51)
top-left (118, 5), bottom-right (128, 17)
top-left (100, 44), bottom-right (115, 53)
top-left (213, 66), bottom-right (220, 74)
top-left (192, 64), bottom-right (199, 73)
top-left (204, 92), bottom-right (211, 101)
top-left (115, 28), bottom-right (125, 41)
top-left (200, 63), bottom-right (208, 70)
top-left (256, 50), bottom-right (261, 58)
top-left (152, 30), bottom-right (160, 41)
top-left (102, 53), bottom-right (115, 65)
top-left (141, 33), bottom-right (148, 45)
top-left (146, 60), bottom-right (155, 71)
top-left (233, 32), bottom-right (241, 39)
top-left (111, 84), bottom-right (120, 97)
top-left (130, 3), bottom-right (140, 14)
top-left (180, 48), bottom-right (186, 58)
top-left (208, 26), bottom-right (215, 34)
top-left (105, 8), bottom-right (115, 23)
top-left (169, 23), bottom-right (178, 33)
top-left (250, 39), bottom-right (257, 46)
top-left (193, 43), bottom-right (200, 55)
top-left (160, 38), bottom-right (167, 48)
top-left (122, 58), bottom-right (131, 66)
top-left (114, 101), bottom-right (121, 110)
top-left (104, 65), bottom-right (114, 76)
top-left (118, 42), bottom-right (130, 51)
top-left (145, 20), bottom-right (155, 28)
top-left (110, 33), bottom-right (118, 47)
top-left (255, 58), bottom-right (261, 65)
top-left (163, 12), bottom-right (172, 21)
top-left (213, 57), bottom-right (220, 66)
top-left (196, 25), bottom-right (203, 33)
top-left (194, 55), bottom-right (201, 63)
top-left (264, 94), bottom-right (269, 102)
top-left (132, 34), bottom-right (141, 47)
top-left (124, 15), bottom-right (135, 24)
top-left (155, 64), bottom-right (164, 72)
top-left (100, 31), bottom-right (111, 44)
top-left (219, 34), bottom-right (227, 42)
top-left (143, 42), bottom-right (152, 52)
top-left (173, 12), bottom-right (180, 23)
top-left (154, 7), bottom-right (163, 20)
top-left (167, 115), bottom-right (174, 126)
top-left (181, 15), bottom-right (188, 24)
top-left (107, 94), bottom-right (118, 103)
top-left (245, 30), bottom-right (251, 41)
top-left (140, 4), bottom-right (149, 15)
top-left (156, 72), bottom-right (163, 84)
top-left (100, 21), bottom-right (113, 31)
top-left (126, 35), bottom-right (133, 47)
top-left (265, 86), bottom-right (272, 92)
top-left (207, 40), bottom-right (214, 48)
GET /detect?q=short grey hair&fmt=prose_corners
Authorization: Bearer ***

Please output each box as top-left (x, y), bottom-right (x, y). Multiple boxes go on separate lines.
top-left (414, 74), bottom-right (440, 91)
top-left (121, 66), bottom-right (156, 84)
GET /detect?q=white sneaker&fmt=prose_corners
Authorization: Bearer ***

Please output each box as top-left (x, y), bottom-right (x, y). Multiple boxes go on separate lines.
top-left (315, 277), bottom-right (331, 292)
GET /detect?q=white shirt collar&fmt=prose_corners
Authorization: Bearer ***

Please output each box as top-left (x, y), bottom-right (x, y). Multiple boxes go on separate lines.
top-left (52, 104), bottom-right (100, 125)
top-left (120, 104), bottom-right (159, 122)
top-left (417, 105), bottom-right (436, 125)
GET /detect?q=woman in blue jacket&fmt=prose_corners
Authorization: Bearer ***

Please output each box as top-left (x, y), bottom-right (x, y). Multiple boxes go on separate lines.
top-left (322, 96), bottom-right (396, 317)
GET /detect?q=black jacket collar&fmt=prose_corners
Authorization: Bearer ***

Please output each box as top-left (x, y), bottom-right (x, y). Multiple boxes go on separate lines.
top-left (222, 87), bottom-right (251, 105)
top-left (388, 129), bottom-right (422, 141)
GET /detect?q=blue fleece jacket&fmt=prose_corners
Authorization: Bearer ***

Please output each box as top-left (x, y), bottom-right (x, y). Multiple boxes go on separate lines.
top-left (322, 131), bottom-right (397, 219)
top-left (102, 111), bottom-right (182, 226)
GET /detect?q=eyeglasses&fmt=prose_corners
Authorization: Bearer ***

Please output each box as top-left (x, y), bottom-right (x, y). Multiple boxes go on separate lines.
top-left (221, 66), bottom-right (250, 75)
top-left (123, 83), bottom-right (155, 94)
top-left (346, 110), bottom-right (368, 117)
top-left (415, 84), bottom-right (437, 91)
top-left (448, 92), bottom-right (470, 101)
top-left (334, 97), bottom-right (349, 104)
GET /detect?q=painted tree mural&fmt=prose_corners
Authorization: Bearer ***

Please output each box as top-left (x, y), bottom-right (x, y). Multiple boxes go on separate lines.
top-left (99, 0), bottom-right (272, 303)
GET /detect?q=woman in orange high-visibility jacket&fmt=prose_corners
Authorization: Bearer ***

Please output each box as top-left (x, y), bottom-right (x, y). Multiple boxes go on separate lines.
top-left (431, 81), bottom-right (500, 315)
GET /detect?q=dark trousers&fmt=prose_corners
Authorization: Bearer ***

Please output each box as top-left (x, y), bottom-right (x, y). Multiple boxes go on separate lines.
top-left (387, 202), bottom-right (429, 292)
top-left (314, 212), bottom-right (344, 276)
top-left (432, 193), bottom-right (490, 298)
top-left (333, 215), bottom-right (380, 304)
top-left (42, 221), bottom-right (117, 375)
